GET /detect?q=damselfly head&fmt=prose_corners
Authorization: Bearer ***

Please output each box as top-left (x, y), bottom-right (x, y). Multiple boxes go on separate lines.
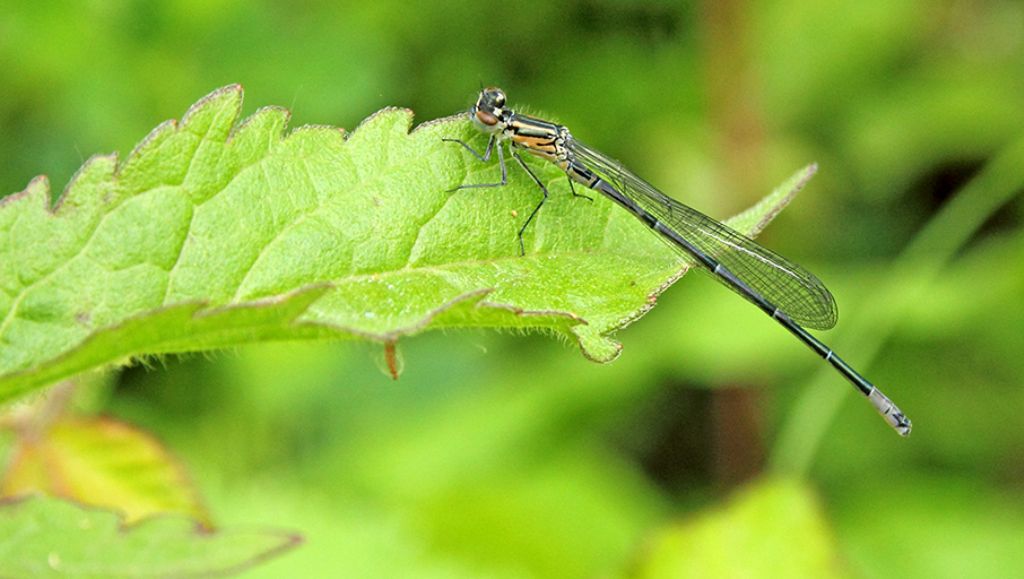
top-left (471, 87), bottom-right (508, 132)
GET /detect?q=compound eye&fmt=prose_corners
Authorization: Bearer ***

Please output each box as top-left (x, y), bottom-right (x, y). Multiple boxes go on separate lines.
top-left (475, 109), bottom-right (499, 126)
top-left (481, 86), bottom-right (506, 108)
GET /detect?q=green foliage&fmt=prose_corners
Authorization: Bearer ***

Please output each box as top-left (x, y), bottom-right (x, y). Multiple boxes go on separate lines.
top-left (834, 474), bottom-right (1024, 578)
top-left (627, 478), bottom-right (843, 579)
top-left (0, 495), bottom-right (298, 577)
top-left (2, 416), bottom-right (207, 524)
top-left (2, 0), bottom-right (1023, 577)
top-left (0, 86), bottom-right (811, 403)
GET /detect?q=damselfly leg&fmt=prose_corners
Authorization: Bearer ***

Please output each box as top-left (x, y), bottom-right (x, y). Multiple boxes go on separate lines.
top-left (444, 135), bottom-right (556, 256)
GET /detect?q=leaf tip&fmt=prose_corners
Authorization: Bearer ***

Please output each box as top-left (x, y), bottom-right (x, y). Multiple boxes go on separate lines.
top-left (187, 84), bottom-right (244, 115)
top-left (350, 106), bottom-right (415, 139)
top-left (725, 164), bottom-right (820, 238)
top-left (796, 162), bottom-right (819, 189)
top-left (573, 325), bottom-right (624, 363)
top-left (412, 112), bottom-right (467, 134)
top-left (234, 105), bottom-right (292, 140)
top-left (1, 174), bottom-right (51, 210)
top-left (180, 84), bottom-right (244, 136)
top-left (119, 118), bottom-right (179, 176)
top-left (54, 154), bottom-right (119, 212)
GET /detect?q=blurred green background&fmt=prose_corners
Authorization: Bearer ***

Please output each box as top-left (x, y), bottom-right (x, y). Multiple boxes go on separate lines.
top-left (2, 0), bottom-right (1023, 577)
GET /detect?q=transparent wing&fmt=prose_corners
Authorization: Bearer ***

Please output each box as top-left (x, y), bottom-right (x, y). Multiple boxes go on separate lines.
top-left (567, 137), bottom-right (838, 330)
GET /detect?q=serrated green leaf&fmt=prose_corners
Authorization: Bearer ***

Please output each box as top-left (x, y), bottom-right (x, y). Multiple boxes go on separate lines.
top-left (626, 478), bottom-right (844, 579)
top-left (0, 495), bottom-right (299, 577)
top-left (1, 416), bottom-right (208, 525)
top-left (0, 85), bottom-right (813, 401)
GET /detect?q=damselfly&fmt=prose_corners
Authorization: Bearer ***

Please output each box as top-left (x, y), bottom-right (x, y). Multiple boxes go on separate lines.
top-left (444, 87), bottom-right (911, 436)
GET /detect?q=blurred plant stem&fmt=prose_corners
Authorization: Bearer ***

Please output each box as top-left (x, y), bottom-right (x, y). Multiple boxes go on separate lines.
top-left (702, 0), bottom-right (771, 487)
top-left (771, 134), bottom-right (1024, 476)
top-left (702, 0), bottom-right (768, 201)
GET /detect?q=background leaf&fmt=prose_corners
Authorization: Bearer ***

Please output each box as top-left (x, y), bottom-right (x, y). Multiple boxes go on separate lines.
top-left (626, 478), bottom-right (844, 579)
top-left (0, 495), bottom-right (299, 578)
top-left (1, 415), bottom-right (207, 525)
